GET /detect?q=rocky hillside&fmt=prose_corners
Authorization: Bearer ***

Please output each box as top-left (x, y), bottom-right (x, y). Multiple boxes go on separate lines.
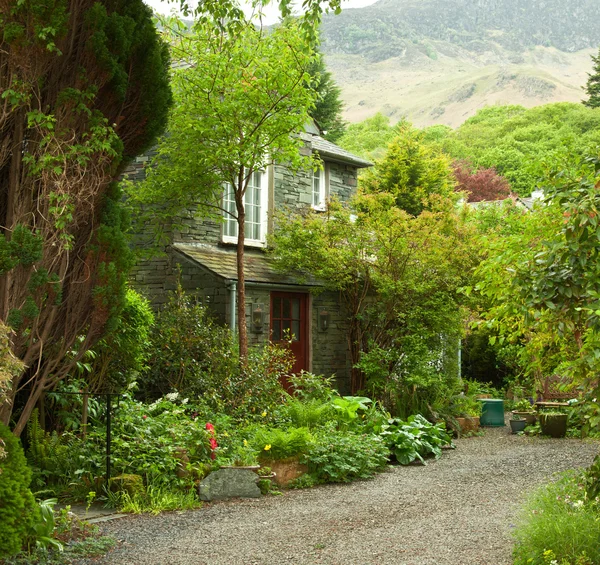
top-left (320, 0), bottom-right (600, 127)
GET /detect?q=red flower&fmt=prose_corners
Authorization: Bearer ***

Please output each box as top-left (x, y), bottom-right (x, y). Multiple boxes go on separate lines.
top-left (142, 415), bottom-right (147, 420)
top-left (205, 422), bottom-right (215, 434)
top-left (209, 437), bottom-right (218, 450)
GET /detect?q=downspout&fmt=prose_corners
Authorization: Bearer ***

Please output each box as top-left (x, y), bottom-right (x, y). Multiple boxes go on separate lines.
top-left (228, 281), bottom-right (237, 333)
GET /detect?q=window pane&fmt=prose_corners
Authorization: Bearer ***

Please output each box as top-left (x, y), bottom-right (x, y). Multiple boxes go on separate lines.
top-left (292, 299), bottom-right (300, 320)
top-left (283, 299), bottom-right (290, 318)
top-left (282, 319), bottom-right (291, 338)
top-left (272, 320), bottom-right (281, 341)
top-left (273, 299), bottom-right (281, 318)
top-left (291, 320), bottom-right (300, 342)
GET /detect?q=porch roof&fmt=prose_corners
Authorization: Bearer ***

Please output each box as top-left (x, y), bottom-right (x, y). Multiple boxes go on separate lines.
top-left (172, 244), bottom-right (322, 287)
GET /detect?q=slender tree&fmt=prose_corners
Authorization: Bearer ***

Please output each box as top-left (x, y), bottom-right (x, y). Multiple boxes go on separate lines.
top-left (308, 47), bottom-right (346, 141)
top-left (0, 0), bottom-right (171, 434)
top-left (584, 47), bottom-right (600, 108)
top-left (133, 19), bottom-right (318, 362)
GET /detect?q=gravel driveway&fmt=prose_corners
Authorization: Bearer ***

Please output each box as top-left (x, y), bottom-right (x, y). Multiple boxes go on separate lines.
top-left (79, 428), bottom-right (599, 565)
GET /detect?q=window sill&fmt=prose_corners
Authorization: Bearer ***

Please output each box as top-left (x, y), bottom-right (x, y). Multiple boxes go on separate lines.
top-left (221, 237), bottom-right (266, 249)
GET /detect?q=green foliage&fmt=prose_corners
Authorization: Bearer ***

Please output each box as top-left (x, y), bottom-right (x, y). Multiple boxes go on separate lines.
top-left (307, 46), bottom-right (346, 141)
top-left (513, 471), bottom-right (600, 565)
top-left (336, 113), bottom-right (399, 160)
top-left (586, 454), bottom-right (600, 501)
top-left (140, 288), bottom-right (288, 417)
top-left (283, 398), bottom-right (334, 429)
top-left (0, 423), bottom-right (39, 558)
top-left (91, 287), bottom-right (154, 391)
top-left (584, 48), bottom-right (600, 109)
top-left (272, 190), bottom-right (475, 397)
top-left (0, 0), bottom-right (172, 432)
top-left (139, 290), bottom-right (239, 403)
top-left (360, 124), bottom-right (456, 216)
top-left (449, 392), bottom-right (482, 418)
top-left (301, 428), bottom-right (388, 483)
top-left (29, 499), bottom-right (63, 553)
top-left (474, 155), bottom-right (600, 405)
top-left (0, 322), bottom-right (23, 426)
top-left (381, 415), bottom-right (454, 465)
top-left (251, 427), bottom-right (314, 461)
top-left (287, 371), bottom-right (336, 402)
top-left (108, 485), bottom-right (201, 515)
top-left (438, 103), bottom-right (600, 196)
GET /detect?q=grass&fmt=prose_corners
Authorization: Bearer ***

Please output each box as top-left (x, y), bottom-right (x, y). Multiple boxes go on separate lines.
top-left (513, 470), bottom-right (600, 565)
top-left (108, 485), bottom-right (202, 515)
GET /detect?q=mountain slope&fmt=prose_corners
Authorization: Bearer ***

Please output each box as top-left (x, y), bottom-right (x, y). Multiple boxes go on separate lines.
top-left (320, 0), bottom-right (600, 127)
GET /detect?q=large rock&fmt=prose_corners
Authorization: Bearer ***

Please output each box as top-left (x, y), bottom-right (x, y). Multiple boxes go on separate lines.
top-left (198, 468), bottom-right (261, 501)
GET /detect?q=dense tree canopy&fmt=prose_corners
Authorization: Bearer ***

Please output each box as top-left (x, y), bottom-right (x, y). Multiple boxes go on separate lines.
top-left (0, 0), bottom-right (171, 433)
top-left (473, 154), bottom-right (600, 403)
top-left (271, 191), bottom-right (476, 403)
top-left (435, 103), bottom-right (600, 196)
top-left (360, 124), bottom-right (455, 216)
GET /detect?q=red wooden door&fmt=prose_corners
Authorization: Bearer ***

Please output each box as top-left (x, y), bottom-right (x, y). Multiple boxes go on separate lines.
top-left (270, 292), bottom-right (308, 390)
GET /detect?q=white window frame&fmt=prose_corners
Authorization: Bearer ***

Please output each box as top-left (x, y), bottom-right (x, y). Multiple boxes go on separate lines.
top-left (222, 169), bottom-right (269, 247)
top-left (312, 164), bottom-right (328, 211)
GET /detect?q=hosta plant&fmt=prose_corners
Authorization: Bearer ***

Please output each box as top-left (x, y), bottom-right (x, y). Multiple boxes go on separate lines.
top-left (381, 414), bottom-right (454, 465)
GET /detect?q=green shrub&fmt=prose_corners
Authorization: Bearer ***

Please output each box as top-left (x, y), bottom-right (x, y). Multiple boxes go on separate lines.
top-left (283, 398), bottom-right (334, 429)
top-left (139, 289), bottom-right (288, 418)
top-left (251, 427), bottom-right (313, 461)
top-left (0, 423), bottom-right (39, 558)
top-left (287, 371), bottom-right (336, 402)
top-left (513, 471), bottom-right (600, 565)
top-left (302, 428), bottom-right (388, 483)
top-left (381, 414), bottom-right (454, 465)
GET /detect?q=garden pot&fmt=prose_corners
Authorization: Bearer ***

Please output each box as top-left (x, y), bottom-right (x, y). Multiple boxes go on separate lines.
top-left (512, 411), bottom-right (536, 426)
top-left (539, 413), bottom-right (568, 438)
top-left (509, 419), bottom-right (527, 434)
top-left (455, 416), bottom-right (480, 433)
top-left (262, 457), bottom-right (307, 488)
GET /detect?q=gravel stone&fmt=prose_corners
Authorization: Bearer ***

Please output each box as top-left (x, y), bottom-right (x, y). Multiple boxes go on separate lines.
top-left (77, 428), bottom-right (599, 565)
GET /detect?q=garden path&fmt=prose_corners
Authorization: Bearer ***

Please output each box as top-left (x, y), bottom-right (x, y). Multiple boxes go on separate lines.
top-left (75, 428), bottom-right (599, 565)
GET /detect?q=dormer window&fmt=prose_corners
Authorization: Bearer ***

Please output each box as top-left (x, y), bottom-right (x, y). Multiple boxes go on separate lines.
top-left (312, 165), bottom-right (327, 210)
top-left (223, 169), bottom-right (268, 246)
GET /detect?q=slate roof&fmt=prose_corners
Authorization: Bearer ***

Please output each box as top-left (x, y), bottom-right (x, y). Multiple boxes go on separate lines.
top-left (300, 132), bottom-right (373, 169)
top-left (173, 244), bottom-right (322, 287)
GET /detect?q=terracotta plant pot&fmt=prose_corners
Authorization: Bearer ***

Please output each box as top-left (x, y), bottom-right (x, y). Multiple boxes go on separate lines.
top-left (262, 457), bottom-right (307, 487)
top-left (512, 411), bottom-right (536, 426)
top-left (455, 416), bottom-right (480, 433)
top-left (539, 413), bottom-right (568, 438)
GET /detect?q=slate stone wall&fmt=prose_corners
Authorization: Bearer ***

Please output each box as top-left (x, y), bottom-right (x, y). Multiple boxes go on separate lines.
top-left (311, 291), bottom-right (352, 394)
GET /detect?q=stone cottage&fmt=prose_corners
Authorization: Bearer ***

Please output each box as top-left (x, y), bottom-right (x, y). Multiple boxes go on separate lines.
top-left (126, 123), bottom-right (372, 393)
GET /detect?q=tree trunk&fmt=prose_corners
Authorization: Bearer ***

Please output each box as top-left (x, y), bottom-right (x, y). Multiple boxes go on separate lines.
top-left (235, 177), bottom-right (248, 364)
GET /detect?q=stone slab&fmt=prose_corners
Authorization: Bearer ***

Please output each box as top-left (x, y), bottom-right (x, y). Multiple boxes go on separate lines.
top-left (199, 468), bottom-right (261, 501)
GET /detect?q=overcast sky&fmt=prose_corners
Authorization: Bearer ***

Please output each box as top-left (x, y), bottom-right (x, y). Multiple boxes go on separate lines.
top-left (143, 0), bottom-right (378, 24)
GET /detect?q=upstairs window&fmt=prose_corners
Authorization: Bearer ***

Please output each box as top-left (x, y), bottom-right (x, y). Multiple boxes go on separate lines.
top-left (223, 169), bottom-right (268, 246)
top-left (312, 166), bottom-right (327, 210)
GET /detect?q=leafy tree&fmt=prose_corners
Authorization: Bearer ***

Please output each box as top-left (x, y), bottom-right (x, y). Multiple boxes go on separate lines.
top-left (132, 19), bottom-right (317, 361)
top-left (271, 191), bottom-right (476, 407)
top-left (584, 47), bottom-right (600, 108)
top-left (308, 46), bottom-right (346, 141)
top-left (360, 125), bottom-right (455, 216)
top-left (438, 103), bottom-right (600, 196)
top-left (337, 112), bottom-right (398, 160)
top-left (0, 0), bottom-right (171, 434)
top-left (453, 161), bottom-right (512, 202)
top-left (474, 154), bottom-right (600, 406)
